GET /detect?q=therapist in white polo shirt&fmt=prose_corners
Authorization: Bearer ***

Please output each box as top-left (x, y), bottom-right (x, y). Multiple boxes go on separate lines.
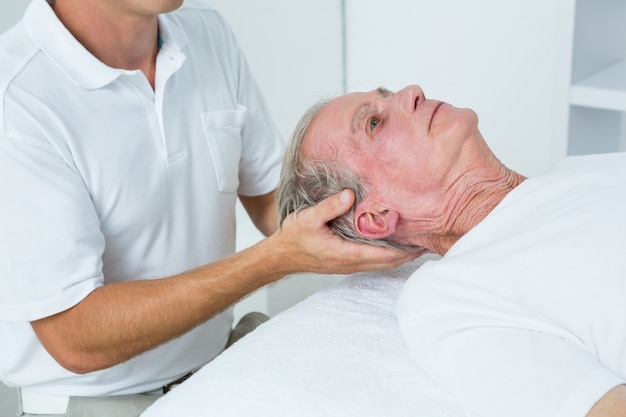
top-left (0, 1), bottom-right (414, 415)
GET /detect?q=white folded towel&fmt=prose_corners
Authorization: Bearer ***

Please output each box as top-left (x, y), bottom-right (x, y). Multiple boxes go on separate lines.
top-left (142, 255), bottom-right (466, 417)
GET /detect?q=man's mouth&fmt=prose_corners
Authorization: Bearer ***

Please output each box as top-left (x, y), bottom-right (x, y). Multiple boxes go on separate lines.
top-left (428, 101), bottom-right (444, 131)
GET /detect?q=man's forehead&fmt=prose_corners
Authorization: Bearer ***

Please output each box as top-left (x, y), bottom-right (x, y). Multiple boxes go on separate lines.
top-left (301, 96), bottom-right (360, 160)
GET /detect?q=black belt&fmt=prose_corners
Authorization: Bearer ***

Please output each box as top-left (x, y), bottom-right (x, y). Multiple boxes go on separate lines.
top-left (162, 371), bottom-right (194, 393)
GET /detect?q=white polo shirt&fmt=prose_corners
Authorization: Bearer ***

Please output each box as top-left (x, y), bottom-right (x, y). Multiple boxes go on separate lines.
top-left (398, 153), bottom-right (626, 417)
top-left (0, 0), bottom-right (284, 396)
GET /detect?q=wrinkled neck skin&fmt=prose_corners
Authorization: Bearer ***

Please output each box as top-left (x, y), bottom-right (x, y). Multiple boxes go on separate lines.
top-left (435, 165), bottom-right (525, 255)
top-left (395, 147), bottom-right (526, 256)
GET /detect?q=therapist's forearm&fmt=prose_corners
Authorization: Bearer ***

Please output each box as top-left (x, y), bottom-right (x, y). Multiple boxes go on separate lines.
top-left (587, 385), bottom-right (626, 417)
top-left (31, 238), bottom-right (292, 374)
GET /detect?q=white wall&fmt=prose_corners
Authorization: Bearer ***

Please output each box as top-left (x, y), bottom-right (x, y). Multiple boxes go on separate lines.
top-left (0, 4), bottom-right (28, 417)
top-left (0, 0), bottom-right (28, 31)
top-left (0, 4), bottom-right (29, 416)
top-left (0, 4), bottom-right (28, 414)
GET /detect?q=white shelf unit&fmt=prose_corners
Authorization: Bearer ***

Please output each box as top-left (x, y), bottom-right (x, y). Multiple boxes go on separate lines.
top-left (567, 0), bottom-right (626, 155)
top-left (571, 58), bottom-right (626, 111)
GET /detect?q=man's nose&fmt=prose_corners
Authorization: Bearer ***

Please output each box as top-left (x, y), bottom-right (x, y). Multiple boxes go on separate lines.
top-left (394, 85), bottom-right (425, 112)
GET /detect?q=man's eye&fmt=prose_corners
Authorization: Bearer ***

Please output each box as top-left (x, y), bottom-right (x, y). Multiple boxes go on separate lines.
top-left (369, 117), bottom-right (380, 132)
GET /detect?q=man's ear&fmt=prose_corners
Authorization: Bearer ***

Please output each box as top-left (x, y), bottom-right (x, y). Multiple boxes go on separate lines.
top-left (354, 202), bottom-right (399, 240)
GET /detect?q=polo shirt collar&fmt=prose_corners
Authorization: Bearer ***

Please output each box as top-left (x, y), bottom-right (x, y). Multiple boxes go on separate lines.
top-left (22, 0), bottom-right (189, 90)
top-left (157, 11), bottom-right (189, 54)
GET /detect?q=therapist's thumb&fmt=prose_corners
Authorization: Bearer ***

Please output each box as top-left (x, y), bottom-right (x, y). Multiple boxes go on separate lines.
top-left (316, 189), bottom-right (355, 223)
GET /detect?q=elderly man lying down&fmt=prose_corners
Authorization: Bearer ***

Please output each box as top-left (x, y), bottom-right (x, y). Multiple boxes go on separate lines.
top-left (277, 85), bottom-right (626, 417)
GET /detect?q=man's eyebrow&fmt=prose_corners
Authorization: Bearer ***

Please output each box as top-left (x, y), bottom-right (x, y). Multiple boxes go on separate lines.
top-left (351, 86), bottom-right (392, 134)
top-left (377, 86), bottom-right (392, 96)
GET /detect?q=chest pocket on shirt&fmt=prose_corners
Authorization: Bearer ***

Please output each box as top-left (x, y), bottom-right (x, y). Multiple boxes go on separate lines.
top-left (201, 106), bottom-right (246, 193)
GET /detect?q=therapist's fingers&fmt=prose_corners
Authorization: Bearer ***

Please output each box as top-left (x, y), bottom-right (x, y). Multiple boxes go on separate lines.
top-left (275, 190), bottom-right (420, 275)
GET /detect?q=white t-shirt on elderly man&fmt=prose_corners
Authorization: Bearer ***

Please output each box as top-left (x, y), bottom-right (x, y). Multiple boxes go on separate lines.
top-left (0, 0), bottom-right (283, 397)
top-left (398, 152), bottom-right (626, 417)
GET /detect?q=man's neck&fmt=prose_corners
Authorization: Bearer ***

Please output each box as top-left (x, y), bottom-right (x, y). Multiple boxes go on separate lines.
top-left (434, 165), bottom-right (526, 255)
top-left (52, 0), bottom-right (160, 87)
top-left (394, 155), bottom-right (526, 257)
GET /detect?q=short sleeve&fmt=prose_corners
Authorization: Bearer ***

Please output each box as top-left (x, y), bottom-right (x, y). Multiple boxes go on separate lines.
top-left (0, 134), bottom-right (104, 321)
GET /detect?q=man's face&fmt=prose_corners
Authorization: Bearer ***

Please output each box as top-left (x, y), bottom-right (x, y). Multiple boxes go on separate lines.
top-left (301, 85), bottom-right (479, 219)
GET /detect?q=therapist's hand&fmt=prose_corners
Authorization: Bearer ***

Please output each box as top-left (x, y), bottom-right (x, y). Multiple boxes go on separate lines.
top-left (271, 189), bottom-right (420, 275)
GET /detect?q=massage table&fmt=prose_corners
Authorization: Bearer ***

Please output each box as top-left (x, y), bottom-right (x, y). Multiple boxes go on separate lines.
top-left (142, 254), bottom-right (467, 417)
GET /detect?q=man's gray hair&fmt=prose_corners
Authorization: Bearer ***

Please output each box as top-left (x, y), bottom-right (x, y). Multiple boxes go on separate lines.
top-left (276, 100), bottom-right (413, 251)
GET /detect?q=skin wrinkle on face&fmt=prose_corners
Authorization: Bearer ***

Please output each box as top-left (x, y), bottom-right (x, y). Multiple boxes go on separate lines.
top-left (351, 102), bottom-right (373, 134)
